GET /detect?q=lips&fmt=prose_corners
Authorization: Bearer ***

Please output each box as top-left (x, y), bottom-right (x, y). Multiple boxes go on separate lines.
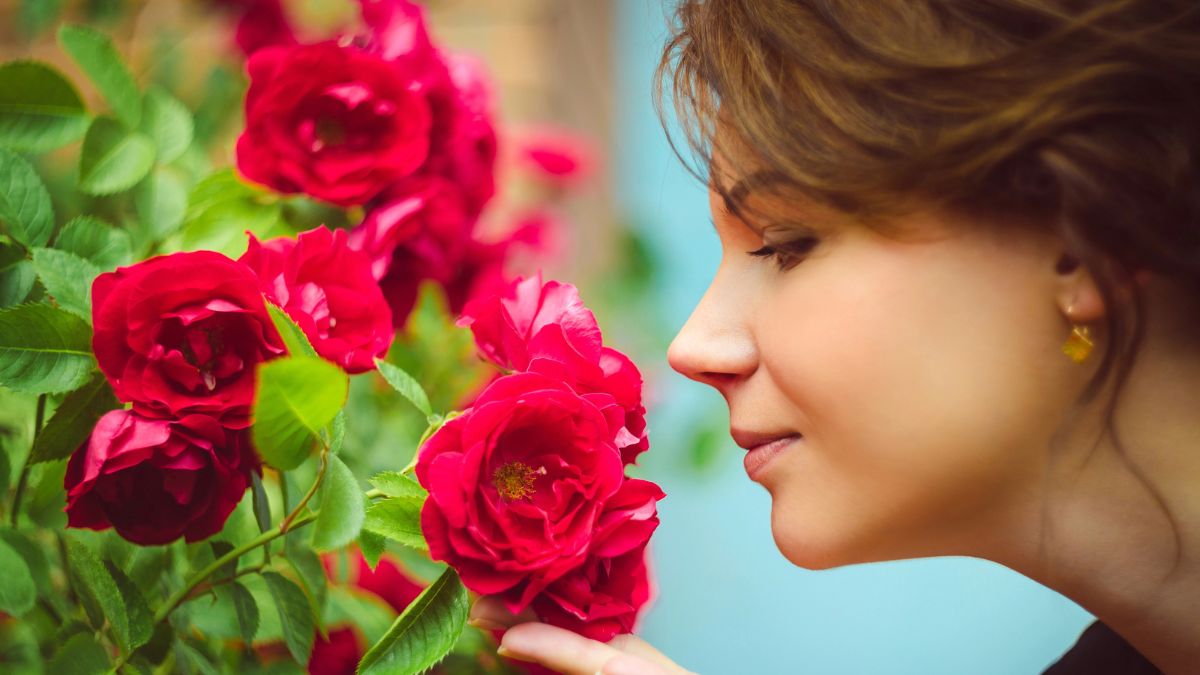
top-left (730, 429), bottom-right (802, 451)
top-left (740, 433), bottom-right (801, 480)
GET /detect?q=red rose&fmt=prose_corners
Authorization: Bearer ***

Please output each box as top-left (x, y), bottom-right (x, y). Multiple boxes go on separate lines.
top-left (349, 178), bottom-right (474, 326)
top-left (240, 227), bottom-right (394, 374)
top-left (92, 251), bottom-right (285, 426)
top-left (236, 41), bottom-right (432, 206)
top-left (308, 627), bottom-right (361, 675)
top-left (529, 479), bottom-right (663, 640)
top-left (531, 543), bottom-right (654, 643)
top-left (65, 410), bottom-right (253, 545)
top-left (515, 125), bottom-right (597, 185)
top-left (415, 372), bottom-right (627, 612)
top-left (356, 0), bottom-right (498, 217)
top-left (233, 0), bottom-right (297, 56)
top-left (458, 275), bottom-right (603, 373)
top-left (459, 276), bottom-right (650, 464)
top-left (432, 52), bottom-right (498, 217)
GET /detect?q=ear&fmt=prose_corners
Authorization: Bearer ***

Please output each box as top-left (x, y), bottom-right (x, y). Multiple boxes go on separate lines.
top-left (1053, 253), bottom-right (1105, 322)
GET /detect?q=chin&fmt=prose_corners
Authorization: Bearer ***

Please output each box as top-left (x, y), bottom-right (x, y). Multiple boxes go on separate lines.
top-left (769, 501), bottom-right (883, 571)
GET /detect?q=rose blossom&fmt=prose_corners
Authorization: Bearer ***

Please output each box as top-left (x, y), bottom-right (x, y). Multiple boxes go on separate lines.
top-left (230, 0), bottom-right (297, 56)
top-left (348, 178), bottom-right (476, 326)
top-left (458, 276), bottom-right (650, 464)
top-left (415, 372), bottom-right (629, 612)
top-left (92, 251), bottom-right (285, 426)
top-left (65, 410), bottom-right (254, 545)
top-left (236, 41), bottom-right (432, 206)
top-left (356, 0), bottom-right (498, 217)
top-left (240, 226), bottom-right (394, 373)
top-left (529, 477), bottom-right (663, 641)
top-left (514, 125), bottom-right (597, 185)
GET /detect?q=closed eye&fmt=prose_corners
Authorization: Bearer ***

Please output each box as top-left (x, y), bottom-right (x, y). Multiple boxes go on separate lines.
top-left (747, 236), bottom-right (820, 271)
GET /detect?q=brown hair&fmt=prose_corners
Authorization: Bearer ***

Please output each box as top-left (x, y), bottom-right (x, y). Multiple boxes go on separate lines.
top-left (657, 0), bottom-right (1200, 563)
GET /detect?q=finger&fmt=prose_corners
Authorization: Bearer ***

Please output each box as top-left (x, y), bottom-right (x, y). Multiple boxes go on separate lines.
top-left (607, 634), bottom-right (685, 671)
top-left (467, 595), bottom-right (537, 631)
top-left (499, 621), bottom-right (674, 675)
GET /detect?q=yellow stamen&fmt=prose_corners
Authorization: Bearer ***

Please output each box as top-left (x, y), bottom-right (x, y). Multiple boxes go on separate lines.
top-left (492, 461), bottom-right (539, 501)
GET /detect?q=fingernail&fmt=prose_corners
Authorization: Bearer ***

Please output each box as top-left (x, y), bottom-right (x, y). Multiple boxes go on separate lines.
top-left (467, 617), bottom-right (506, 631)
top-left (496, 645), bottom-right (533, 662)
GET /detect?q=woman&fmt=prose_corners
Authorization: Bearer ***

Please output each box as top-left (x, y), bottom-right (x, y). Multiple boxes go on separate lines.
top-left (468, 1), bottom-right (1200, 672)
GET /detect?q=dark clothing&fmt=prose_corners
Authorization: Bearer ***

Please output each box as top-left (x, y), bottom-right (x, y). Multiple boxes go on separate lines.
top-left (1042, 621), bottom-right (1163, 674)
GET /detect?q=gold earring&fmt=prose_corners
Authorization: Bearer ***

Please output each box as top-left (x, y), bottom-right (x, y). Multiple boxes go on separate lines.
top-left (1062, 305), bottom-right (1093, 363)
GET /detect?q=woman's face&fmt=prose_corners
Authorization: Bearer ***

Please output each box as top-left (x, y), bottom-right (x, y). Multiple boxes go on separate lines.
top-left (667, 171), bottom-right (1091, 570)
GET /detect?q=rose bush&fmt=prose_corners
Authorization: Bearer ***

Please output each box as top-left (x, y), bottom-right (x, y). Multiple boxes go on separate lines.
top-left (0, 1), bottom-right (651, 672)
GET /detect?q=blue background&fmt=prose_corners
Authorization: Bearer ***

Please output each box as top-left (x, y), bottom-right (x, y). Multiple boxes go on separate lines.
top-left (610, 2), bottom-right (1094, 673)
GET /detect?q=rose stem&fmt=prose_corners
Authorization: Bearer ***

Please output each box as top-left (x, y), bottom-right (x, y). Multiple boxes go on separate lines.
top-left (279, 439), bottom-right (329, 533)
top-left (150, 510), bottom-right (318, 627)
top-left (9, 394), bottom-right (46, 527)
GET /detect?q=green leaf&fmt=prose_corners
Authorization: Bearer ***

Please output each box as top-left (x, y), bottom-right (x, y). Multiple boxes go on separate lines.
top-left (374, 358), bottom-right (434, 420)
top-left (28, 371), bottom-right (119, 464)
top-left (65, 536), bottom-right (134, 654)
top-left (0, 528), bottom-right (52, 597)
top-left (312, 454), bottom-right (365, 551)
top-left (363, 497), bottom-right (427, 552)
top-left (140, 86), bottom-right (192, 164)
top-left (19, 0), bottom-right (65, 38)
top-left (0, 538), bottom-right (35, 616)
top-left (54, 215), bottom-right (132, 271)
top-left (262, 571), bottom-right (314, 664)
top-left (228, 581), bottom-right (260, 645)
top-left (47, 632), bottom-right (110, 675)
top-left (0, 303), bottom-right (95, 394)
top-left (178, 169), bottom-right (283, 258)
top-left (267, 302), bottom-right (316, 357)
top-left (250, 470), bottom-right (272, 533)
top-left (78, 116), bottom-right (155, 195)
top-left (283, 540), bottom-right (327, 631)
top-left (173, 639), bottom-right (221, 675)
top-left (0, 148), bottom-right (54, 248)
top-left (31, 247), bottom-right (100, 318)
top-left (369, 471), bottom-right (427, 500)
top-left (252, 355), bottom-right (348, 471)
top-left (359, 529), bottom-right (386, 571)
top-left (107, 562), bottom-right (153, 652)
top-left (57, 24), bottom-right (141, 128)
top-left (328, 409), bottom-right (345, 455)
top-left (0, 60), bottom-right (89, 152)
top-left (0, 241), bottom-right (35, 308)
top-left (133, 170), bottom-right (187, 243)
top-left (357, 567), bottom-right (468, 675)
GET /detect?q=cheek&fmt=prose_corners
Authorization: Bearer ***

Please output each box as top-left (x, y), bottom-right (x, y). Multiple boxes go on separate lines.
top-left (755, 235), bottom-right (1074, 563)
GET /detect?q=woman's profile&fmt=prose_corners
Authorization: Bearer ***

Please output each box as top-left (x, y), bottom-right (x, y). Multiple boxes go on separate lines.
top-left (468, 1), bottom-right (1200, 673)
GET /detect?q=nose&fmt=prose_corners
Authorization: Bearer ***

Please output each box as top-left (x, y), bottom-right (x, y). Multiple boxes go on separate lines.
top-left (667, 276), bottom-right (758, 392)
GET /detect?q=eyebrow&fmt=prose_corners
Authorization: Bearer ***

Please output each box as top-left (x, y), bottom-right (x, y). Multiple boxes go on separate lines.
top-left (715, 169), bottom-right (792, 233)
top-left (718, 169), bottom-right (788, 220)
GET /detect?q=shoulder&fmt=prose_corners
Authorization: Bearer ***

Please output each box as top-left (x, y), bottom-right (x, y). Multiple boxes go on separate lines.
top-left (1042, 621), bottom-right (1162, 675)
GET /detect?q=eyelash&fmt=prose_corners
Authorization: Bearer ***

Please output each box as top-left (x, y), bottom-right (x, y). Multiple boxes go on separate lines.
top-left (747, 236), bottom-right (820, 271)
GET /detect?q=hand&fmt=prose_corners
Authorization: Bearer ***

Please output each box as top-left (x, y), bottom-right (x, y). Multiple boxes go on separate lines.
top-left (467, 596), bottom-right (696, 675)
